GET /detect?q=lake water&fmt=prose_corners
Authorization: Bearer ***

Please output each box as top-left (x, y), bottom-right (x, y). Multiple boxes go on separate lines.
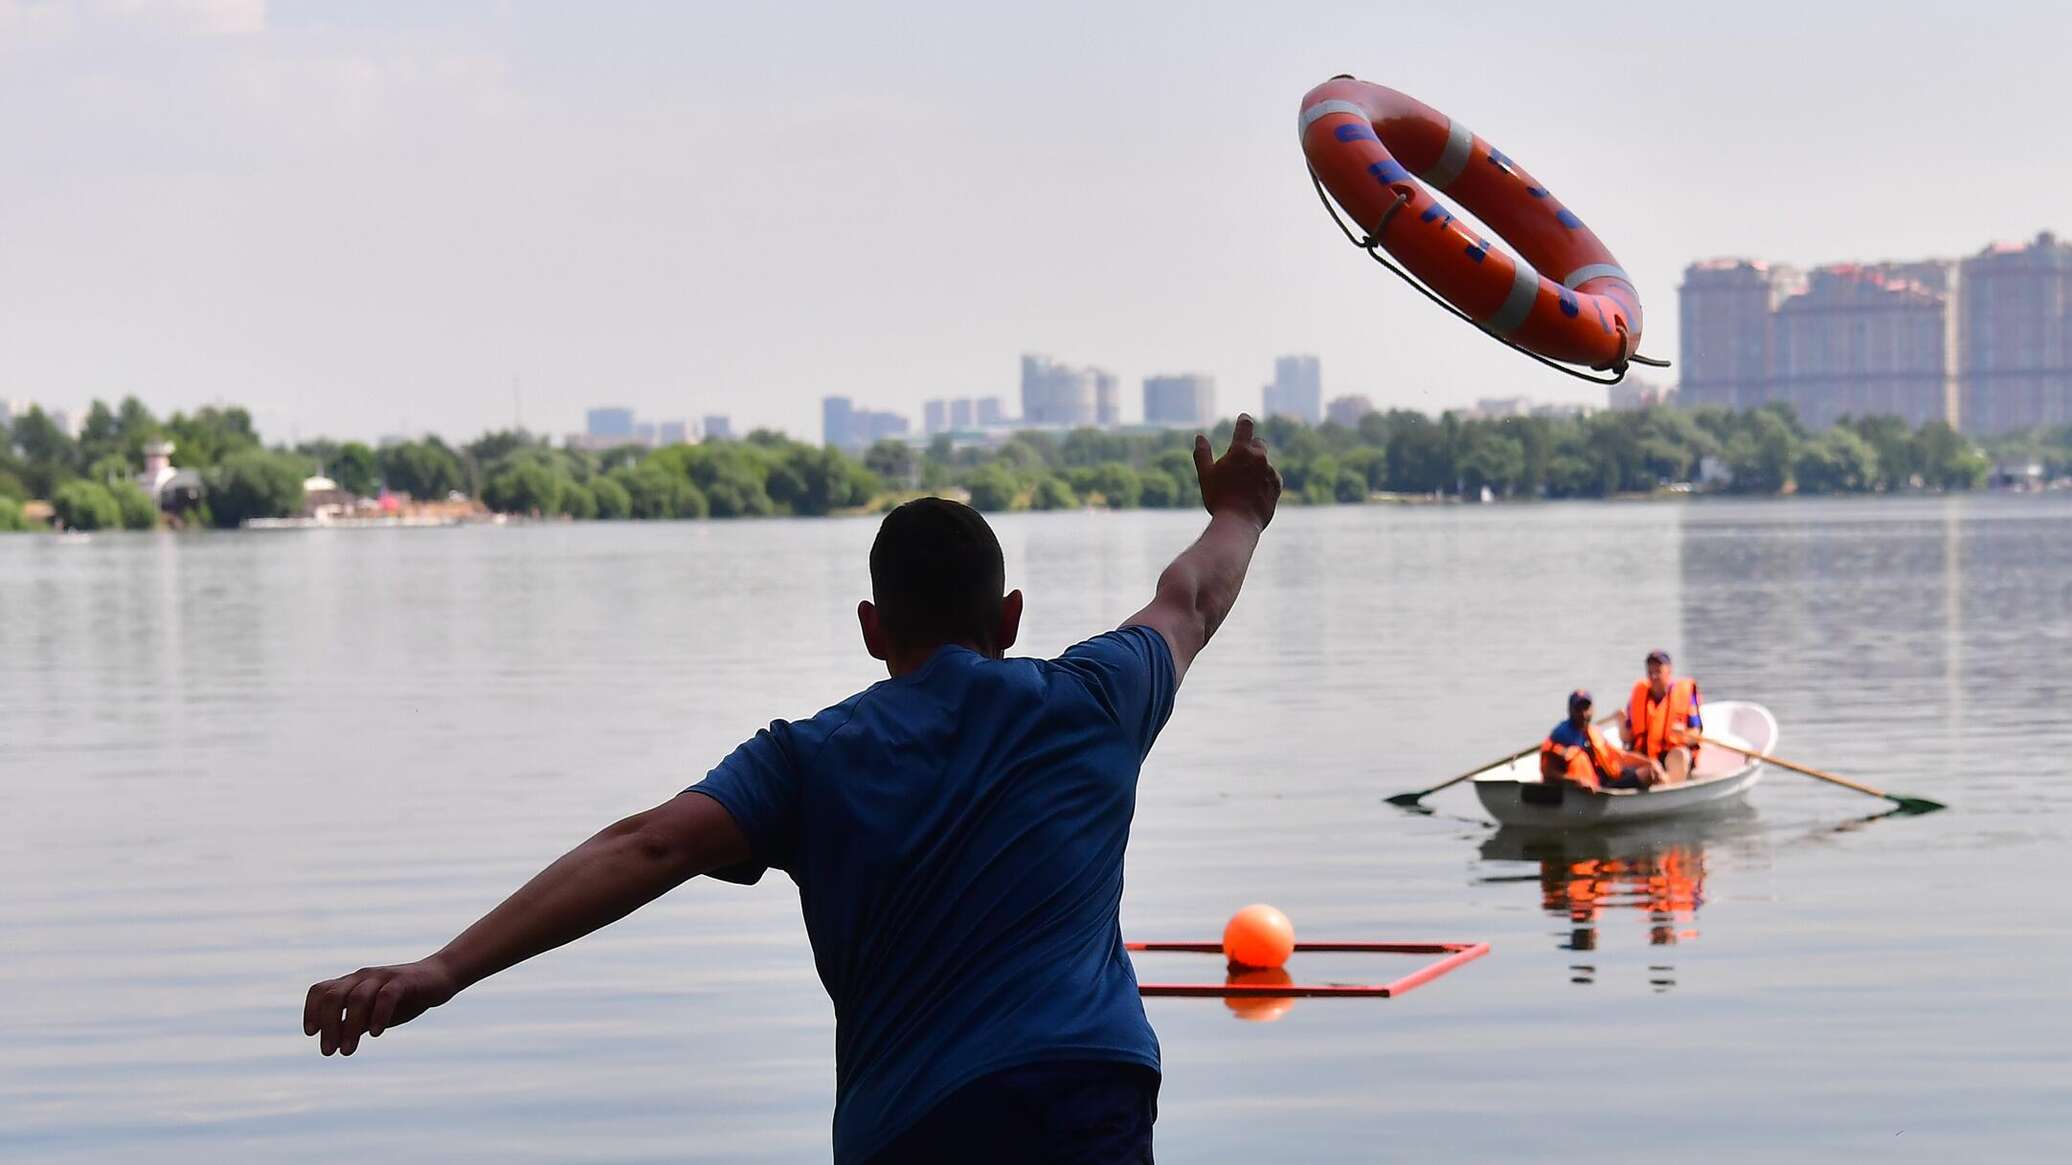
top-left (3, 497), bottom-right (2068, 1163)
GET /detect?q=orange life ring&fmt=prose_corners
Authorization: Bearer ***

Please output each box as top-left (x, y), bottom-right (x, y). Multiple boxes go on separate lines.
top-left (1300, 77), bottom-right (1642, 371)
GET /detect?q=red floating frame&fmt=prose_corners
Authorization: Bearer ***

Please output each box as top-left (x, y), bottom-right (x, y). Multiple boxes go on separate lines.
top-left (1126, 941), bottom-right (1490, 998)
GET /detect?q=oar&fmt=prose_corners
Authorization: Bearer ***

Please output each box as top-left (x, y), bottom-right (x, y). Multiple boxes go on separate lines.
top-left (1387, 713), bottom-right (1619, 809)
top-left (1697, 734), bottom-right (1945, 814)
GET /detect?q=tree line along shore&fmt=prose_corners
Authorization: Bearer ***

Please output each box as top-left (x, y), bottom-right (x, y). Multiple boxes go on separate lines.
top-left (4, 397), bottom-right (2067, 533)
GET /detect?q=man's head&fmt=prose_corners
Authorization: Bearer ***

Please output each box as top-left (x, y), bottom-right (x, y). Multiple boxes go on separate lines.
top-left (1567, 689), bottom-right (1593, 729)
top-left (1645, 649), bottom-right (1672, 695)
top-left (859, 498), bottom-right (1023, 671)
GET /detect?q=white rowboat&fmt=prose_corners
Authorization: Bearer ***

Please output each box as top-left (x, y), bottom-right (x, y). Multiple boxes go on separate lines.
top-left (1470, 701), bottom-right (1779, 828)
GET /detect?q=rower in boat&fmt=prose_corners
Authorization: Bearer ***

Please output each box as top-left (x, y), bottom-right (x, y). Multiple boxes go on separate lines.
top-left (1621, 650), bottom-right (1703, 787)
top-left (1541, 690), bottom-right (1664, 791)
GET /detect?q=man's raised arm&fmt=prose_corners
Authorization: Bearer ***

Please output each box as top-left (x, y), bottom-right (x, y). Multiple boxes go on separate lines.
top-left (302, 789), bottom-right (749, 1057)
top-left (1126, 414), bottom-right (1281, 683)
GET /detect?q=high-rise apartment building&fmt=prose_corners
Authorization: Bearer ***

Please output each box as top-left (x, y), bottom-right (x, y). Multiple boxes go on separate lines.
top-left (1143, 374), bottom-right (1216, 428)
top-left (1325, 394), bottom-right (1375, 427)
top-left (821, 396), bottom-right (854, 448)
top-left (1959, 231), bottom-right (2072, 433)
top-left (656, 420), bottom-right (689, 446)
top-left (586, 407), bottom-right (635, 441)
top-left (1607, 377), bottom-right (1666, 411)
top-left (1771, 264), bottom-right (1954, 428)
top-left (924, 400), bottom-right (947, 435)
top-left (1020, 355), bottom-right (1098, 427)
top-left (950, 398), bottom-right (976, 429)
top-left (822, 395), bottom-right (909, 450)
top-left (976, 397), bottom-right (1007, 427)
top-left (701, 415), bottom-right (732, 441)
top-left (1094, 369), bottom-right (1120, 427)
top-left (1263, 355), bottom-right (1322, 424)
top-left (1678, 260), bottom-right (1802, 412)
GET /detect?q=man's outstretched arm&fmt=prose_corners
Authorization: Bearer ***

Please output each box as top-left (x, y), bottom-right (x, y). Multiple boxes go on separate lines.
top-left (1126, 414), bottom-right (1281, 683)
top-left (303, 789), bottom-right (748, 1056)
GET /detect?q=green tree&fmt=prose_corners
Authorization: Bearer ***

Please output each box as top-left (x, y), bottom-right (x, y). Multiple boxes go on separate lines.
top-left (1459, 433), bottom-right (1525, 496)
top-left (165, 406), bottom-right (260, 469)
top-left (1085, 463), bottom-right (1140, 509)
top-left (483, 461), bottom-right (565, 515)
top-left (1724, 410), bottom-right (1797, 494)
top-left (1334, 467), bottom-right (1369, 503)
top-left (206, 450), bottom-right (307, 527)
top-left (114, 397), bottom-right (161, 464)
top-left (1136, 468), bottom-right (1179, 508)
top-left (1149, 448), bottom-right (1203, 508)
top-left (559, 481), bottom-right (598, 520)
top-left (1915, 421), bottom-right (1988, 489)
top-left (964, 464), bottom-right (1018, 512)
top-left (1794, 428), bottom-right (1880, 494)
top-left (0, 497), bottom-right (29, 532)
top-left (9, 406), bottom-right (79, 497)
top-left (87, 453), bottom-right (135, 484)
top-left (111, 481), bottom-right (159, 529)
top-left (1030, 475), bottom-right (1079, 510)
top-left (612, 464), bottom-right (707, 519)
top-left (863, 439), bottom-right (914, 485)
top-left (51, 480), bottom-right (121, 531)
top-left (590, 475), bottom-right (632, 519)
top-left (330, 442), bottom-right (379, 497)
top-left (379, 439), bottom-right (467, 500)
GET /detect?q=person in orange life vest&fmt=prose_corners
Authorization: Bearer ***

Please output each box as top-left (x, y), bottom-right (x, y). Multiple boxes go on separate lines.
top-left (1621, 649), bottom-right (1703, 786)
top-left (1540, 689), bottom-right (1663, 790)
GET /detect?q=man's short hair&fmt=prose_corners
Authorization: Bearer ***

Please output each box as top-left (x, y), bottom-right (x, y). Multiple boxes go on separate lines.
top-left (870, 498), bottom-right (1006, 651)
top-left (1646, 649), bottom-right (1672, 666)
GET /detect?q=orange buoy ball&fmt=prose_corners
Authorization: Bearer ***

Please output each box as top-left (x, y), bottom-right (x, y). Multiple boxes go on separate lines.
top-left (1222, 904), bottom-right (1295, 971)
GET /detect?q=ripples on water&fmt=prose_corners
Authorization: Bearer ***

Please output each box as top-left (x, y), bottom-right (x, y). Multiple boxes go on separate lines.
top-left (2, 497), bottom-right (2067, 1162)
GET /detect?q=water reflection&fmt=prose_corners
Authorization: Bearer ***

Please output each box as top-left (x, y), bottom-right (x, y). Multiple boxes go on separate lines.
top-left (1222, 969), bottom-right (1296, 1023)
top-left (1478, 809), bottom-right (1764, 991)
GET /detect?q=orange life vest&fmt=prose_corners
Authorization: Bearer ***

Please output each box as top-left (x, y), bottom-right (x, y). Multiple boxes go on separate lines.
top-left (1540, 723), bottom-right (1623, 790)
top-left (1626, 677), bottom-right (1700, 761)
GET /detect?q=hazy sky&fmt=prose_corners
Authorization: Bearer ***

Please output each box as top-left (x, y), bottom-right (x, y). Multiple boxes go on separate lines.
top-left (5, 0), bottom-right (2068, 443)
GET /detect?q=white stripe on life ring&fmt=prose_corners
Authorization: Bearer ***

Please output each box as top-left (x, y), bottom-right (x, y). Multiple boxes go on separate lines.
top-left (1298, 100), bottom-right (1369, 138)
top-left (1562, 264), bottom-right (1632, 290)
top-left (1486, 259), bottom-right (1541, 336)
top-left (1418, 119), bottom-right (1474, 190)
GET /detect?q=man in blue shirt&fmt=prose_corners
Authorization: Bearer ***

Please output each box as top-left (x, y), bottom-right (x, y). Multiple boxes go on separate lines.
top-left (304, 417), bottom-right (1283, 1162)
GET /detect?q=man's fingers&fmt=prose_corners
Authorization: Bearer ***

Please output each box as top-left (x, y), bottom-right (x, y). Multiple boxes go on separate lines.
top-left (1192, 434), bottom-right (1212, 483)
top-left (338, 977), bottom-right (382, 1056)
top-left (317, 980), bottom-right (349, 1055)
top-left (304, 979), bottom-right (333, 1037)
top-left (368, 979), bottom-right (404, 1038)
top-left (1230, 413), bottom-right (1255, 449)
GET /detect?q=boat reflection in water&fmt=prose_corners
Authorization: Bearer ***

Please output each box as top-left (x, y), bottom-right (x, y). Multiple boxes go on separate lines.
top-left (1479, 808), bottom-right (1765, 992)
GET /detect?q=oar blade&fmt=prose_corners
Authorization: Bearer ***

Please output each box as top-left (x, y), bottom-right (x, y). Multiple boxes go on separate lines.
top-left (1384, 792), bottom-right (1429, 808)
top-left (1889, 795), bottom-right (1947, 815)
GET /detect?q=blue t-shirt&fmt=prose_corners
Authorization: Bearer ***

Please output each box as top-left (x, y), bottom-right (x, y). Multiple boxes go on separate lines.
top-left (689, 626), bottom-right (1176, 1163)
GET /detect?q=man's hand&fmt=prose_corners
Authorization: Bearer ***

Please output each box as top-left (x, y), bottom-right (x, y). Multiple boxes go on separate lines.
top-left (304, 956), bottom-right (458, 1056)
top-left (1192, 414), bottom-right (1281, 529)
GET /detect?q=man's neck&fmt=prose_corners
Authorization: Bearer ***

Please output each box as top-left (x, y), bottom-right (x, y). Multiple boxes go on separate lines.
top-left (885, 640), bottom-right (991, 678)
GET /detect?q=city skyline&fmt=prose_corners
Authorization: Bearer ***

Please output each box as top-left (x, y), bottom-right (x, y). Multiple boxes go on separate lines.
top-left (1680, 232), bottom-right (2071, 433)
top-left (4, 4), bottom-right (2068, 442)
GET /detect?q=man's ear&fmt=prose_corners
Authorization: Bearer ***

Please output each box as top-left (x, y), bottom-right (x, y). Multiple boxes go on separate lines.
top-left (994, 589), bottom-right (1024, 656)
top-left (859, 599), bottom-right (890, 662)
